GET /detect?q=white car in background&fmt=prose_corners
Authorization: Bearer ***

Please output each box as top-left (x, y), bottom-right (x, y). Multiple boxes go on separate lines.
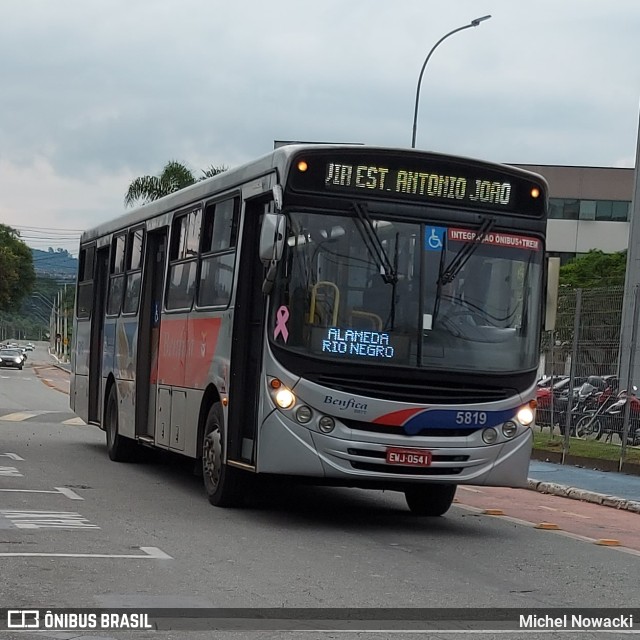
top-left (0, 349), bottom-right (24, 370)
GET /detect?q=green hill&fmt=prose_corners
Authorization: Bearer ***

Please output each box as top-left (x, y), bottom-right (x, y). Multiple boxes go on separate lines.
top-left (31, 248), bottom-right (77, 280)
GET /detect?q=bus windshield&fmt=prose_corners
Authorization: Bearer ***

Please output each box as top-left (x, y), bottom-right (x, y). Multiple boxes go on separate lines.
top-left (269, 209), bottom-right (543, 374)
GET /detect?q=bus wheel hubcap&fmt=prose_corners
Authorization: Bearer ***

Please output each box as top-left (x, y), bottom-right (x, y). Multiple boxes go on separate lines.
top-left (203, 429), bottom-right (222, 490)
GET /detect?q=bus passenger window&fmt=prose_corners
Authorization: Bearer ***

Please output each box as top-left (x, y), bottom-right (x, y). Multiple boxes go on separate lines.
top-left (107, 234), bottom-right (126, 316)
top-left (197, 198), bottom-right (239, 308)
top-left (122, 228), bottom-right (144, 314)
top-left (166, 261), bottom-right (197, 310)
top-left (198, 254), bottom-right (235, 307)
top-left (76, 244), bottom-right (95, 319)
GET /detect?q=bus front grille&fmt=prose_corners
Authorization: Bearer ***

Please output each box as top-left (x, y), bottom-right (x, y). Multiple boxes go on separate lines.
top-left (349, 461), bottom-right (464, 475)
top-left (342, 420), bottom-right (477, 437)
top-left (312, 373), bottom-right (512, 404)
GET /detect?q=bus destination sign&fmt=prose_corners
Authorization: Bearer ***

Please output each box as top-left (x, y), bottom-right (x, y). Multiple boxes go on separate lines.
top-left (325, 162), bottom-right (511, 207)
top-left (289, 152), bottom-right (546, 217)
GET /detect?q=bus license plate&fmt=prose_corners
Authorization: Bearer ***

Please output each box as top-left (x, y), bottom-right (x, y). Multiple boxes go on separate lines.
top-left (386, 448), bottom-right (432, 467)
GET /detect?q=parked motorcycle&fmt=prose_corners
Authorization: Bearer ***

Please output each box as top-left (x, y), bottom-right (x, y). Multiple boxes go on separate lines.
top-left (558, 376), bottom-right (615, 436)
top-left (600, 387), bottom-right (640, 446)
top-left (575, 386), bottom-right (640, 445)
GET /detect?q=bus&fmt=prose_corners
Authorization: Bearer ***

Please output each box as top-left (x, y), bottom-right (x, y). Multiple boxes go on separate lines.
top-left (70, 144), bottom-right (550, 517)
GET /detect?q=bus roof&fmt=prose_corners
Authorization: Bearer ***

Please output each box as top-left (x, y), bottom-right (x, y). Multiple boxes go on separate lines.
top-left (80, 144), bottom-right (547, 244)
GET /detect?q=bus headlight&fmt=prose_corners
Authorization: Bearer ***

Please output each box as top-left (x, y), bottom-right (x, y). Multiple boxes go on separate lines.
top-left (275, 388), bottom-right (295, 409)
top-left (502, 421), bottom-right (518, 438)
top-left (516, 405), bottom-right (534, 426)
top-left (482, 428), bottom-right (498, 444)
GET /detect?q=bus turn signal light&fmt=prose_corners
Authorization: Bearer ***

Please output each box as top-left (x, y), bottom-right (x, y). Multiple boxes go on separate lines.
top-left (297, 160), bottom-right (308, 172)
top-left (530, 187), bottom-right (540, 199)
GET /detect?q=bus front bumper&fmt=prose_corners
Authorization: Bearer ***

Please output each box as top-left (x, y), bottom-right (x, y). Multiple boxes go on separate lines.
top-left (256, 411), bottom-right (532, 488)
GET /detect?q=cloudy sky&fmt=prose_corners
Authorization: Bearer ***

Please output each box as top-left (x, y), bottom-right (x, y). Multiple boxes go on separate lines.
top-left (1, 0), bottom-right (639, 256)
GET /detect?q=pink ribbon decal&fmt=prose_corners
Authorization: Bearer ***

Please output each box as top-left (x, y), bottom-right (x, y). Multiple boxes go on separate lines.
top-left (274, 305), bottom-right (290, 342)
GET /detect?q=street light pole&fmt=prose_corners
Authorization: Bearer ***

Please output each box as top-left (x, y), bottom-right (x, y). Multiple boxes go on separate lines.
top-left (411, 15), bottom-right (491, 149)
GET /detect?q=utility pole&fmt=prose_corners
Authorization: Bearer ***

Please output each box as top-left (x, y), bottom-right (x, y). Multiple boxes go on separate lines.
top-left (63, 284), bottom-right (68, 362)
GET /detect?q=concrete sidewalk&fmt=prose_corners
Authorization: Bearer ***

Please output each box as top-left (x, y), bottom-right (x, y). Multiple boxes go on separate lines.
top-left (528, 460), bottom-right (640, 513)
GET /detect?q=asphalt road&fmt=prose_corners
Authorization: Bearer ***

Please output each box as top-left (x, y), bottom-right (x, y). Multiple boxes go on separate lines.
top-left (0, 345), bottom-right (638, 640)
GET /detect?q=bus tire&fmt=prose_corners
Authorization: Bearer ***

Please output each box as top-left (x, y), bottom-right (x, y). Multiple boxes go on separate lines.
top-left (404, 483), bottom-right (457, 517)
top-left (105, 385), bottom-right (137, 462)
top-left (202, 402), bottom-right (245, 507)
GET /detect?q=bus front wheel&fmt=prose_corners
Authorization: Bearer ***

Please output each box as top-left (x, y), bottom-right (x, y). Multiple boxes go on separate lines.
top-left (404, 483), bottom-right (457, 517)
top-left (105, 386), bottom-right (137, 462)
top-left (202, 402), bottom-right (245, 507)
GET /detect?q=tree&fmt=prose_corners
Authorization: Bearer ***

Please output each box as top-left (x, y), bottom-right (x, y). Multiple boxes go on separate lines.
top-left (124, 160), bottom-right (227, 207)
top-left (559, 250), bottom-right (627, 288)
top-left (0, 224), bottom-right (35, 312)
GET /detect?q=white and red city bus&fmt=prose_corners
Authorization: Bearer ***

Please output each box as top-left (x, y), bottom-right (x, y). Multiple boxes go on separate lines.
top-left (70, 145), bottom-right (549, 516)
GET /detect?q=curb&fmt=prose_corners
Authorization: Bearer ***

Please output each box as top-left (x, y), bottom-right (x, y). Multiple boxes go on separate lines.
top-left (528, 478), bottom-right (640, 514)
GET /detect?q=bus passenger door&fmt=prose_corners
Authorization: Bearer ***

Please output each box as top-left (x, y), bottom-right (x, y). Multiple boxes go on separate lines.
top-left (136, 228), bottom-right (167, 440)
top-left (88, 247), bottom-right (109, 424)
top-left (227, 199), bottom-right (268, 464)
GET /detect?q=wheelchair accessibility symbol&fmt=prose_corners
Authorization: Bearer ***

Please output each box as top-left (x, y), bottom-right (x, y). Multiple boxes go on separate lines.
top-left (425, 226), bottom-right (446, 251)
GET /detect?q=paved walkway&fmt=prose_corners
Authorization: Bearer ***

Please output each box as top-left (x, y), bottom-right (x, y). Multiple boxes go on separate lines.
top-left (529, 460), bottom-right (640, 512)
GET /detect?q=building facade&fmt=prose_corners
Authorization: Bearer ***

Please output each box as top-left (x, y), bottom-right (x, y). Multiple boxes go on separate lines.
top-left (512, 164), bottom-right (634, 263)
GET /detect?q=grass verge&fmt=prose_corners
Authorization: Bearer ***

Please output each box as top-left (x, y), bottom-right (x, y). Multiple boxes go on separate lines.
top-left (533, 430), bottom-right (640, 464)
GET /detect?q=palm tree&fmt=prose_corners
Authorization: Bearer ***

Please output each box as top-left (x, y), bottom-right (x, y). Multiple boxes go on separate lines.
top-left (124, 161), bottom-right (227, 207)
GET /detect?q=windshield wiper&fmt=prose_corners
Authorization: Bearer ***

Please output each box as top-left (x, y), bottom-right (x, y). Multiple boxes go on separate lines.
top-left (437, 217), bottom-right (495, 286)
top-left (432, 216), bottom-right (495, 326)
top-left (352, 202), bottom-right (397, 284)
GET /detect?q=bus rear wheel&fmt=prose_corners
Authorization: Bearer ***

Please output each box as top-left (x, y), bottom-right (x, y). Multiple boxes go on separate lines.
top-left (404, 483), bottom-right (457, 517)
top-left (105, 386), bottom-right (137, 462)
top-left (202, 402), bottom-right (245, 507)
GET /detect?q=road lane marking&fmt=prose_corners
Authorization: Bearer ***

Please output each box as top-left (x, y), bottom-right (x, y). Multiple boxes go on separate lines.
top-left (62, 417), bottom-right (87, 426)
top-left (55, 487), bottom-right (84, 500)
top-left (539, 505), bottom-right (591, 519)
top-left (0, 453), bottom-right (24, 460)
top-left (456, 504), bottom-right (640, 556)
top-left (0, 488), bottom-right (83, 500)
top-left (0, 546), bottom-right (172, 559)
top-left (0, 411), bottom-right (49, 421)
top-left (0, 510), bottom-right (99, 529)
top-left (0, 467), bottom-right (22, 477)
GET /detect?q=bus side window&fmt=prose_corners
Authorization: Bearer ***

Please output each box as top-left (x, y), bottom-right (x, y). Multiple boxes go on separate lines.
top-left (107, 234), bottom-right (126, 316)
top-left (166, 208), bottom-right (201, 311)
top-left (197, 198), bottom-right (239, 308)
top-left (76, 244), bottom-right (95, 319)
top-left (122, 228), bottom-right (144, 314)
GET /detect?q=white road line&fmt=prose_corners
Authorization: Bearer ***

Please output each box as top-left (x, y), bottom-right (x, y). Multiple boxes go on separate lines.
top-left (0, 488), bottom-right (82, 500)
top-left (0, 453), bottom-right (24, 460)
top-left (456, 504), bottom-right (640, 557)
top-left (0, 546), bottom-right (173, 559)
top-left (0, 467), bottom-right (22, 477)
top-left (54, 487), bottom-right (84, 500)
top-left (62, 417), bottom-right (87, 426)
top-left (0, 411), bottom-right (48, 421)
top-left (0, 510), bottom-right (99, 529)
top-left (539, 505), bottom-right (591, 519)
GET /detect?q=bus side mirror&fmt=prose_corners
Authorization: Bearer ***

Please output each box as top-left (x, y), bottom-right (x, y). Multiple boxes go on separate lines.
top-left (545, 256), bottom-right (560, 332)
top-left (260, 213), bottom-right (286, 294)
top-left (259, 213), bottom-right (286, 266)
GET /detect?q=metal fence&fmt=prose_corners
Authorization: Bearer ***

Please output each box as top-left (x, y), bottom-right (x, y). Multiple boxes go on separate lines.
top-left (537, 286), bottom-right (640, 471)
